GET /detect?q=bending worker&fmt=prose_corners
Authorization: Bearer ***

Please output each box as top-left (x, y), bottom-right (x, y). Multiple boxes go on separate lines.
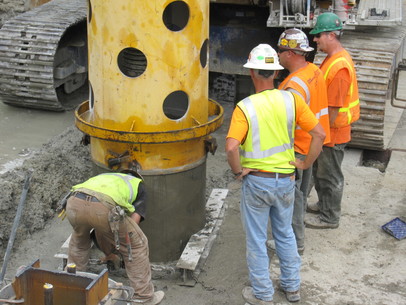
top-left (305, 12), bottom-right (360, 229)
top-left (65, 167), bottom-right (164, 305)
top-left (276, 28), bottom-right (330, 253)
top-left (226, 44), bottom-right (325, 304)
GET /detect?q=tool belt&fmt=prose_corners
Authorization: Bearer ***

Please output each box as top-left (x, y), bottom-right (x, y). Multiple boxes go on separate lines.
top-left (72, 191), bottom-right (100, 202)
top-left (67, 190), bottom-right (134, 262)
top-left (107, 205), bottom-right (133, 262)
top-left (108, 205), bottom-right (125, 249)
top-left (249, 171), bottom-right (294, 178)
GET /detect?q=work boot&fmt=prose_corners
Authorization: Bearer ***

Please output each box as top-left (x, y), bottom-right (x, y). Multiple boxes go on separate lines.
top-left (283, 289), bottom-right (300, 302)
top-left (266, 240), bottom-right (304, 256)
top-left (306, 202), bottom-right (320, 214)
top-left (242, 286), bottom-right (273, 305)
top-left (305, 215), bottom-right (339, 229)
top-left (265, 239), bottom-right (275, 252)
top-left (131, 291), bottom-right (164, 305)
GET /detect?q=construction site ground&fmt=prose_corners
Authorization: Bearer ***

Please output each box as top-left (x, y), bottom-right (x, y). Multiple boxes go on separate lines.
top-left (1, 91), bottom-right (406, 304)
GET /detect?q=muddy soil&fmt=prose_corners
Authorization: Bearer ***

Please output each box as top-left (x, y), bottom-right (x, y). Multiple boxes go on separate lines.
top-left (0, 126), bottom-right (93, 253)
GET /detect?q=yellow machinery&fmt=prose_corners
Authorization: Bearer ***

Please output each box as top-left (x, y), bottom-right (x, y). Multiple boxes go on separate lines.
top-left (75, 0), bottom-right (223, 262)
top-left (0, 0), bottom-right (405, 150)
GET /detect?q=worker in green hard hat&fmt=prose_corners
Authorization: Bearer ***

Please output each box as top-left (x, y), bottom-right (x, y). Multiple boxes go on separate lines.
top-left (305, 12), bottom-right (360, 229)
top-left (309, 12), bottom-right (343, 35)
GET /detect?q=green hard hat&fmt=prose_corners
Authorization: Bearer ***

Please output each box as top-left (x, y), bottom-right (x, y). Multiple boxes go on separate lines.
top-left (310, 12), bottom-right (343, 35)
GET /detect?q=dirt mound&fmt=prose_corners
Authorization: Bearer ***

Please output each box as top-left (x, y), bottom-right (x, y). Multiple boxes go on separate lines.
top-left (0, 126), bottom-right (92, 257)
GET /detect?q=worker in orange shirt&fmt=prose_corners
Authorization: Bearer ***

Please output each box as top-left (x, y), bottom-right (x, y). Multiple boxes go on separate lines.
top-left (226, 43), bottom-right (325, 304)
top-left (276, 28), bottom-right (330, 251)
top-left (305, 12), bottom-right (360, 229)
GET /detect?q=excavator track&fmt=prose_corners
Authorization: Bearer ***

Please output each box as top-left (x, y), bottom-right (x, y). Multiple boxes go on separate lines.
top-left (314, 25), bottom-right (406, 150)
top-left (0, 0), bottom-right (87, 111)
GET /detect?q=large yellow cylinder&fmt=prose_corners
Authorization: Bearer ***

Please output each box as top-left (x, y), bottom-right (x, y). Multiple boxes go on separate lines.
top-left (75, 0), bottom-right (223, 261)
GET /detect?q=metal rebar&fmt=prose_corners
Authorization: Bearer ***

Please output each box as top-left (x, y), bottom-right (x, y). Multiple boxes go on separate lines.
top-left (44, 283), bottom-right (54, 305)
top-left (0, 172), bottom-right (32, 287)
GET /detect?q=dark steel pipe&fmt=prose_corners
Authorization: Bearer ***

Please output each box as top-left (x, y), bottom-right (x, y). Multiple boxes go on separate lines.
top-left (0, 172), bottom-right (32, 287)
top-left (44, 283), bottom-right (54, 305)
top-left (66, 263), bottom-right (76, 274)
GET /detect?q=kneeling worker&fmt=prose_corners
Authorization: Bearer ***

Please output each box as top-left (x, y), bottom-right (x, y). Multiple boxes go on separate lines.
top-left (65, 166), bottom-right (164, 305)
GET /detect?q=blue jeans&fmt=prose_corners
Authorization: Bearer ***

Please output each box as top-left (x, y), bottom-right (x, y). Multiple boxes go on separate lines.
top-left (241, 174), bottom-right (301, 301)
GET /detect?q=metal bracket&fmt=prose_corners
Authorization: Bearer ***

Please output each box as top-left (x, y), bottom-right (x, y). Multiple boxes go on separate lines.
top-left (204, 136), bottom-right (218, 155)
top-left (391, 60), bottom-right (406, 109)
top-left (107, 150), bottom-right (130, 169)
top-left (178, 269), bottom-right (197, 287)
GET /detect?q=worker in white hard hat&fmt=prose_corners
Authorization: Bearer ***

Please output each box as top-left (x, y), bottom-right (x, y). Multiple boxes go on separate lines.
top-left (271, 28), bottom-right (330, 255)
top-left (226, 43), bottom-right (325, 304)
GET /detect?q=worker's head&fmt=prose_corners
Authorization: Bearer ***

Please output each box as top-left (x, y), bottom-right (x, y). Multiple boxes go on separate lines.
top-left (310, 13), bottom-right (343, 53)
top-left (243, 44), bottom-right (284, 79)
top-left (310, 12), bottom-right (343, 35)
top-left (277, 28), bottom-right (314, 55)
top-left (120, 161), bottom-right (143, 180)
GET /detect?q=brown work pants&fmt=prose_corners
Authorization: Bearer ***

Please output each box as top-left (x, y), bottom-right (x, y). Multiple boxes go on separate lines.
top-left (66, 196), bottom-right (154, 300)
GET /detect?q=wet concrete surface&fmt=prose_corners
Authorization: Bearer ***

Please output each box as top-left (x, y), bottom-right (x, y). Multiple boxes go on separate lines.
top-left (0, 102), bottom-right (75, 171)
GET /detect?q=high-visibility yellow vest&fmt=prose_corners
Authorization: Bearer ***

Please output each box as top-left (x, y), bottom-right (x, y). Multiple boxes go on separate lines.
top-left (238, 89), bottom-right (296, 174)
top-left (321, 50), bottom-right (360, 127)
top-left (72, 173), bottom-right (142, 213)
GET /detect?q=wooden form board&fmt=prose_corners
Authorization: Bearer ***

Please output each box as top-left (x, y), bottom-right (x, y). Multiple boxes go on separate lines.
top-left (176, 188), bottom-right (228, 271)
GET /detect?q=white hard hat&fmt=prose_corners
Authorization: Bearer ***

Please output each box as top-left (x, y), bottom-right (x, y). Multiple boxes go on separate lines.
top-left (278, 28), bottom-right (314, 52)
top-left (243, 44), bottom-right (284, 70)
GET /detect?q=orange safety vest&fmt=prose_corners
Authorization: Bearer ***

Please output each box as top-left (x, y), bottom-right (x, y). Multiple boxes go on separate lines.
top-left (279, 63), bottom-right (331, 155)
top-left (320, 50), bottom-right (360, 128)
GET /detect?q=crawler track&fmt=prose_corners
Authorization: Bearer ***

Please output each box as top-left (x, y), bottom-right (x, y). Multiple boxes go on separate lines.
top-left (314, 25), bottom-right (406, 150)
top-left (0, 0), bottom-right (87, 111)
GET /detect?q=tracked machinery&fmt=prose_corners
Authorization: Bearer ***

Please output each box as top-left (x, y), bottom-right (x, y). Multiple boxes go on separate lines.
top-left (0, 0), bottom-right (405, 150)
top-left (209, 0), bottom-right (406, 150)
top-left (0, 0), bottom-right (87, 111)
top-left (269, 0), bottom-right (406, 150)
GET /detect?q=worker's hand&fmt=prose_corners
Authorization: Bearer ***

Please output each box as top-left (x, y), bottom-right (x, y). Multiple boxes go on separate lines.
top-left (130, 212), bottom-right (142, 225)
top-left (234, 168), bottom-right (258, 180)
top-left (290, 159), bottom-right (310, 170)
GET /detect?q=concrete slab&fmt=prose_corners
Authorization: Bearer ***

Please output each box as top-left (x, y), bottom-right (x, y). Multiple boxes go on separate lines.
top-left (388, 109), bottom-right (406, 151)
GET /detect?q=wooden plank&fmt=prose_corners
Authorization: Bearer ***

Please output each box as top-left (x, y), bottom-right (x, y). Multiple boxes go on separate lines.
top-left (54, 234), bottom-right (70, 264)
top-left (176, 188), bottom-right (228, 271)
top-left (54, 232), bottom-right (93, 262)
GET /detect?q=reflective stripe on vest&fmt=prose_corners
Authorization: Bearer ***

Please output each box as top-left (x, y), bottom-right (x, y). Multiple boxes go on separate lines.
top-left (316, 107), bottom-right (329, 119)
top-left (283, 77), bottom-right (328, 131)
top-left (295, 105), bottom-right (328, 130)
top-left (240, 90), bottom-right (294, 159)
top-left (288, 76), bottom-right (310, 104)
top-left (72, 173), bottom-right (141, 213)
top-left (101, 173), bottom-right (137, 205)
top-left (324, 57), bottom-right (360, 125)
